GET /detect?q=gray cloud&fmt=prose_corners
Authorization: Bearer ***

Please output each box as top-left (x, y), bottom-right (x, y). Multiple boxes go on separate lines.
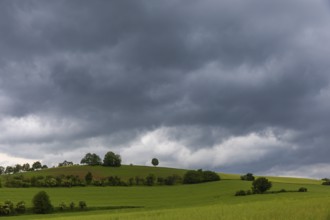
top-left (0, 0), bottom-right (330, 177)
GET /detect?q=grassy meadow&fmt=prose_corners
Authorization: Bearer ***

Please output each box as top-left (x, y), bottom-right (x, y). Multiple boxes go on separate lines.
top-left (0, 165), bottom-right (329, 219)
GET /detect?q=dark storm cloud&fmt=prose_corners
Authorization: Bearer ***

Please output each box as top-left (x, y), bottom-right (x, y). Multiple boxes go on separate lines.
top-left (1, 0), bottom-right (330, 177)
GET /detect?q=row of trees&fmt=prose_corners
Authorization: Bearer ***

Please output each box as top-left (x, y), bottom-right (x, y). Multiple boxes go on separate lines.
top-left (0, 151), bottom-right (160, 174)
top-left (4, 169), bottom-right (218, 188)
top-left (4, 172), bottom-right (183, 188)
top-left (0, 191), bottom-right (87, 216)
top-left (0, 161), bottom-right (47, 175)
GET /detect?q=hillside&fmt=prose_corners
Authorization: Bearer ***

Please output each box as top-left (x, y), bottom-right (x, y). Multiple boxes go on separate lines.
top-left (0, 165), bottom-right (328, 219)
top-left (6, 164), bottom-right (188, 181)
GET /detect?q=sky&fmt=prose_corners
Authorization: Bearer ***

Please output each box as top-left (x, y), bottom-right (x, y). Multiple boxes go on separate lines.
top-left (1, 0), bottom-right (330, 178)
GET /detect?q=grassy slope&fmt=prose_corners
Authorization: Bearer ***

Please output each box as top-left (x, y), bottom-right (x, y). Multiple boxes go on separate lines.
top-left (0, 165), bottom-right (328, 220)
top-left (15, 165), bottom-right (188, 181)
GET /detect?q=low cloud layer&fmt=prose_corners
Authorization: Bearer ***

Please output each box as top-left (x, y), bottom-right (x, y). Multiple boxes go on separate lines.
top-left (1, 0), bottom-right (330, 178)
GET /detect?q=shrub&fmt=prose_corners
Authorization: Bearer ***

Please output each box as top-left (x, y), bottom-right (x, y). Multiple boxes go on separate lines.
top-left (183, 170), bottom-right (204, 184)
top-left (252, 177), bottom-right (272, 194)
top-left (203, 171), bottom-right (221, 182)
top-left (79, 201), bottom-right (87, 210)
top-left (15, 201), bottom-right (26, 214)
top-left (240, 173), bottom-right (255, 181)
top-left (32, 191), bottom-right (53, 214)
top-left (0, 201), bottom-right (15, 216)
top-left (69, 202), bottom-right (75, 210)
top-left (235, 190), bottom-right (246, 196)
top-left (164, 174), bottom-right (182, 185)
top-left (298, 187), bottom-right (307, 192)
top-left (183, 170), bottom-right (220, 184)
top-left (85, 172), bottom-right (93, 185)
top-left (145, 174), bottom-right (156, 186)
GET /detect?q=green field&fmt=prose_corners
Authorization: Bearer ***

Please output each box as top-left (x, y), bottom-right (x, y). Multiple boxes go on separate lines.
top-left (0, 165), bottom-right (329, 219)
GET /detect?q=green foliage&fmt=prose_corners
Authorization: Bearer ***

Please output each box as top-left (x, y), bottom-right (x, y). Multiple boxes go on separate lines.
top-left (85, 172), bottom-right (93, 185)
top-left (32, 161), bottom-right (42, 170)
top-left (80, 153), bottom-right (102, 166)
top-left (79, 201), bottom-right (87, 210)
top-left (235, 190), bottom-right (247, 196)
top-left (183, 169), bottom-right (220, 184)
top-left (203, 171), bottom-right (221, 182)
top-left (0, 200), bottom-right (15, 216)
top-left (32, 191), bottom-right (53, 214)
top-left (69, 202), bottom-right (75, 210)
top-left (240, 173), bottom-right (255, 181)
top-left (298, 187), bottom-right (307, 192)
top-left (145, 174), bottom-right (156, 186)
top-left (103, 151), bottom-right (121, 167)
top-left (15, 201), bottom-right (26, 214)
top-left (252, 177), bottom-right (272, 194)
top-left (183, 170), bottom-right (204, 184)
top-left (151, 158), bottom-right (159, 167)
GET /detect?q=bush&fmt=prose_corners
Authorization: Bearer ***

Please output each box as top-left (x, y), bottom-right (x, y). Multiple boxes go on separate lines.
top-left (203, 171), bottom-right (221, 182)
top-left (69, 202), bottom-right (75, 210)
top-left (145, 174), bottom-right (156, 186)
top-left (183, 170), bottom-right (204, 184)
top-left (252, 177), bottom-right (272, 194)
top-left (85, 172), bottom-right (93, 185)
top-left (0, 201), bottom-right (15, 216)
top-left (32, 191), bottom-right (53, 214)
top-left (235, 190), bottom-right (246, 196)
top-left (79, 201), bottom-right (87, 210)
top-left (298, 187), bottom-right (307, 192)
top-left (183, 170), bottom-right (220, 184)
top-left (164, 174), bottom-right (182, 185)
top-left (240, 173), bottom-right (255, 181)
top-left (15, 201), bottom-right (26, 214)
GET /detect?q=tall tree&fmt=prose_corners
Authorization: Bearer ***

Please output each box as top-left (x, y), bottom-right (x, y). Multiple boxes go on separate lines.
top-left (151, 158), bottom-right (159, 167)
top-left (32, 161), bottom-right (42, 170)
top-left (80, 153), bottom-right (102, 166)
top-left (103, 151), bottom-right (121, 167)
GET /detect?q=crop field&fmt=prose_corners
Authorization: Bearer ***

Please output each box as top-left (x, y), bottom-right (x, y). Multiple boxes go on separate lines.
top-left (0, 166), bottom-right (329, 219)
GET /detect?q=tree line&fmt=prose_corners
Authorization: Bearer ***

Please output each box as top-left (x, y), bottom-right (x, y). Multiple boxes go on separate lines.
top-left (0, 191), bottom-right (87, 216)
top-left (0, 161), bottom-right (47, 175)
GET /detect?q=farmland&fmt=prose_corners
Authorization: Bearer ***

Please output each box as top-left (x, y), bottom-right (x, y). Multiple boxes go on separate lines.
top-left (0, 165), bottom-right (329, 219)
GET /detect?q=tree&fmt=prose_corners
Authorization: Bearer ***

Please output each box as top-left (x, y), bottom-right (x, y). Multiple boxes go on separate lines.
top-left (145, 174), bottom-right (156, 186)
top-left (103, 151), bottom-right (121, 167)
top-left (32, 191), bottom-right (53, 214)
top-left (5, 166), bottom-right (14, 174)
top-left (252, 177), bottom-right (272, 194)
top-left (32, 161), bottom-right (42, 170)
top-left (183, 169), bottom-right (220, 184)
top-left (85, 172), bottom-right (93, 185)
top-left (13, 164), bottom-right (22, 173)
top-left (151, 158), bottom-right (159, 167)
top-left (240, 173), bottom-right (255, 181)
top-left (183, 170), bottom-right (204, 184)
top-left (80, 153), bottom-right (102, 166)
top-left (22, 163), bottom-right (30, 172)
top-left (0, 166), bottom-right (5, 175)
